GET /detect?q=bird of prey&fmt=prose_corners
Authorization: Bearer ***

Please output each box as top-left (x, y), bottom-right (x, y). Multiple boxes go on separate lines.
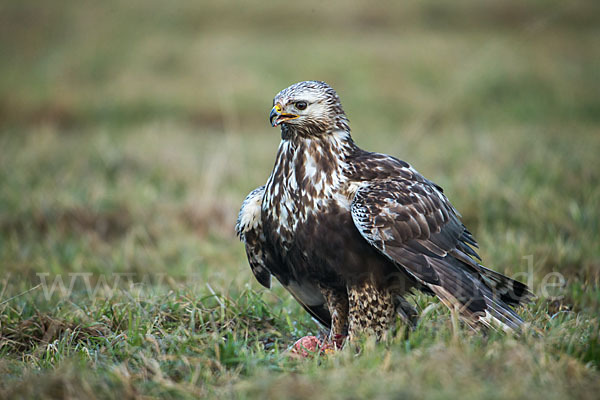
top-left (236, 81), bottom-right (532, 345)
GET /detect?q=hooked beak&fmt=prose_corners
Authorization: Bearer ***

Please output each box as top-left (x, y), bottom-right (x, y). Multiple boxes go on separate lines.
top-left (269, 104), bottom-right (298, 127)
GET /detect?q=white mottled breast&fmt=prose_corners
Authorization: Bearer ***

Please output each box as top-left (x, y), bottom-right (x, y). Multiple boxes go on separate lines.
top-left (263, 132), bottom-right (351, 248)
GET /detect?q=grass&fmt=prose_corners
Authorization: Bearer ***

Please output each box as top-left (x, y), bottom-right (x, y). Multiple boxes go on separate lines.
top-left (1, 0), bottom-right (599, 398)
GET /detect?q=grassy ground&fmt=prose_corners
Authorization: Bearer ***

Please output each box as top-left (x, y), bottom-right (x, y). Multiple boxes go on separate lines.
top-left (1, 0), bottom-right (599, 398)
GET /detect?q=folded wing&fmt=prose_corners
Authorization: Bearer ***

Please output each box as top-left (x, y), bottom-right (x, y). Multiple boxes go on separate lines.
top-left (350, 177), bottom-right (533, 330)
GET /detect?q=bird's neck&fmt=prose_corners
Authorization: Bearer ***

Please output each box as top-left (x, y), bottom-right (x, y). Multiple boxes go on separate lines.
top-left (282, 124), bottom-right (356, 156)
top-left (283, 128), bottom-right (357, 176)
top-left (266, 129), bottom-right (357, 204)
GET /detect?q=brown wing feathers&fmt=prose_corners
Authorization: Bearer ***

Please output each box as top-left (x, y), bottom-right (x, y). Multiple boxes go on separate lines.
top-left (351, 175), bottom-right (532, 328)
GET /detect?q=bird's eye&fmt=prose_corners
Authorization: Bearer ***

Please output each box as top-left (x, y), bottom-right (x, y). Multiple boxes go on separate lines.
top-left (295, 101), bottom-right (308, 110)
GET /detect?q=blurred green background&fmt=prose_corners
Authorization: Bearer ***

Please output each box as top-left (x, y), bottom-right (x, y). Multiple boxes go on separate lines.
top-left (1, 0), bottom-right (599, 398)
top-left (2, 0), bottom-right (599, 130)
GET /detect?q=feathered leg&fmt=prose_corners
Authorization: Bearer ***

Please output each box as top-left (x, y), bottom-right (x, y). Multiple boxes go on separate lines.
top-left (320, 286), bottom-right (349, 348)
top-left (347, 280), bottom-right (395, 341)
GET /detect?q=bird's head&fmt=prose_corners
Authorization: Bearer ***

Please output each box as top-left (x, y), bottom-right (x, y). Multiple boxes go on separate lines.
top-left (269, 81), bottom-right (349, 138)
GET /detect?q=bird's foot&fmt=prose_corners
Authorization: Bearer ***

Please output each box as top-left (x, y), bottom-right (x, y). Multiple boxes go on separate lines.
top-left (329, 333), bottom-right (347, 350)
